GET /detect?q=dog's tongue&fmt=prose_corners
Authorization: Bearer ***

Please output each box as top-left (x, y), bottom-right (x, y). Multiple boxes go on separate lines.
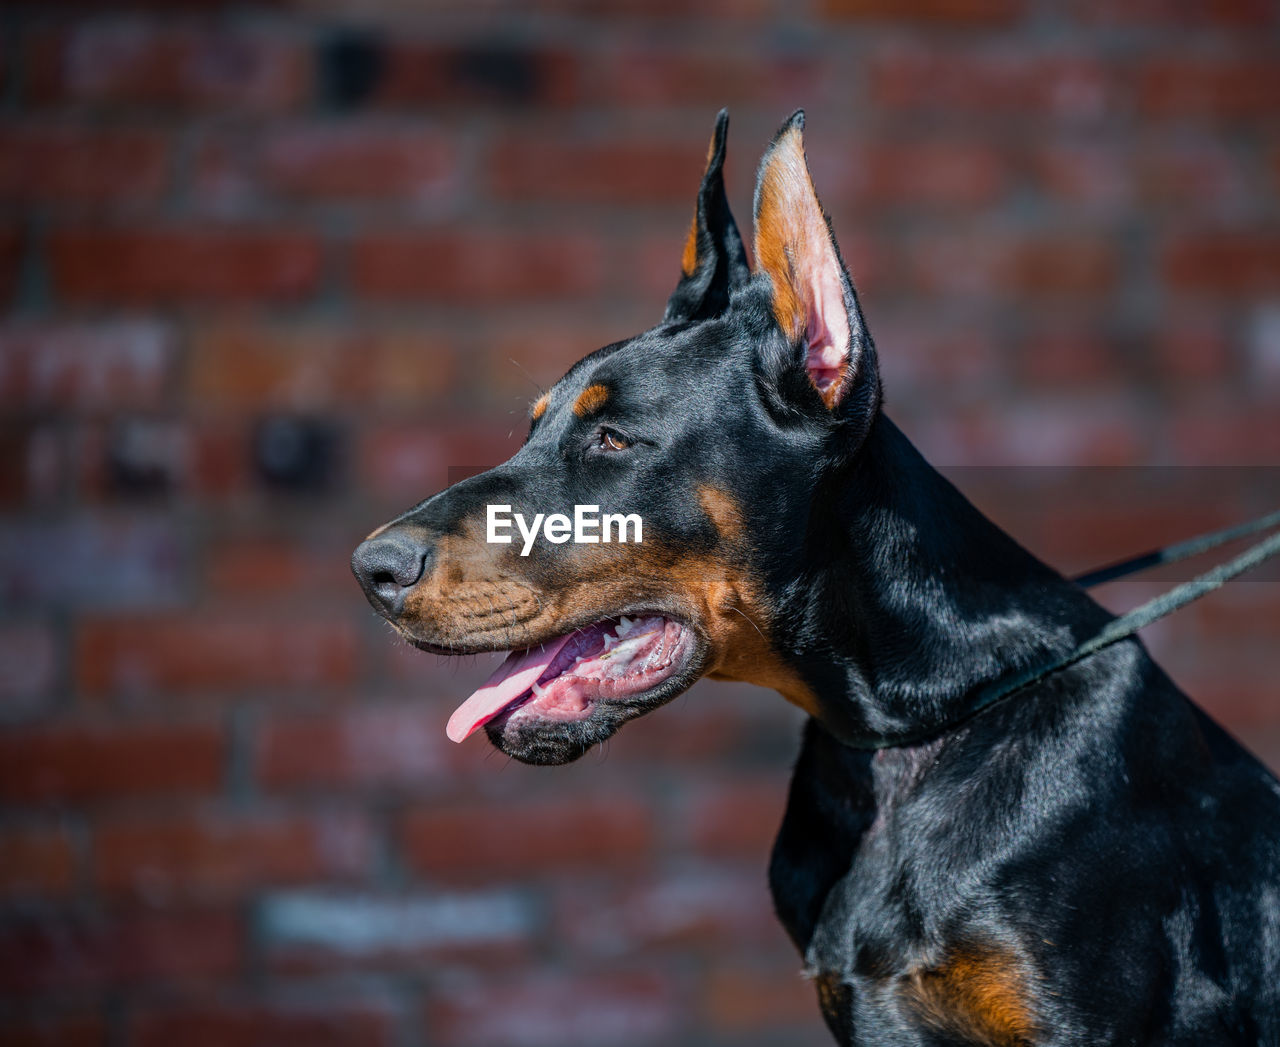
top-left (446, 634), bottom-right (575, 743)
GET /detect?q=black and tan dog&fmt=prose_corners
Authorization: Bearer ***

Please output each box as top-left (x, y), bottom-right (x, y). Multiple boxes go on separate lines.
top-left (352, 111), bottom-right (1280, 1045)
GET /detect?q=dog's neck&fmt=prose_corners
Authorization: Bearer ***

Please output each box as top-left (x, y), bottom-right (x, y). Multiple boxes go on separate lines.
top-left (784, 413), bottom-right (1115, 748)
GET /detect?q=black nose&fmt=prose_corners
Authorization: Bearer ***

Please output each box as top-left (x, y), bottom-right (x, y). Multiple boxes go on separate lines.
top-left (351, 530), bottom-right (429, 617)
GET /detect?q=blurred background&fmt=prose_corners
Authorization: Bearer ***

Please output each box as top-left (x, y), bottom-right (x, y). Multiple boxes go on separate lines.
top-left (1, 1), bottom-right (1278, 1044)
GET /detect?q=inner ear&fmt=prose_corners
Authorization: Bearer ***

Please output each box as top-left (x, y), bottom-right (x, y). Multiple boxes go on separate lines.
top-left (753, 111), bottom-right (873, 413)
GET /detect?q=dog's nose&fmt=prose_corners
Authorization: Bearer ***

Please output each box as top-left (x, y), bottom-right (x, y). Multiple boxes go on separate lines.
top-left (351, 530), bottom-right (429, 617)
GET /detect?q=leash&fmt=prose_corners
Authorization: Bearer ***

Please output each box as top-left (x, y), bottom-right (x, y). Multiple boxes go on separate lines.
top-left (1072, 507), bottom-right (1280, 589)
top-left (863, 508), bottom-right (1280, 750)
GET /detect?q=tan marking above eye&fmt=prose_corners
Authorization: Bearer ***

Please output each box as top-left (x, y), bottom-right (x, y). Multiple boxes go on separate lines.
top-left (697, 486), bottom-right (744, 543)
top-left (573, 383), bottom-right (610, 418)
top-left (531, 393), bottom-right (549, 421)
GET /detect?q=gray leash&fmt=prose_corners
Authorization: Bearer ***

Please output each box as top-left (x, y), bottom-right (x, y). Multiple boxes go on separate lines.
top-left (1073, 507), bottom-right (1280, 589)
top-left (863, 508), bottom-right (1280, 749)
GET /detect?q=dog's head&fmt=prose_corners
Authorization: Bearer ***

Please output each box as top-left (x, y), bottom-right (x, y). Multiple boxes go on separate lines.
top-left (352, 110), bottom-right (882, 764)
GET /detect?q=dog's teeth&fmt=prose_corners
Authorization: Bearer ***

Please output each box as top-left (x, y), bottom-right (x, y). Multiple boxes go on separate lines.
top-left (530, 680), bottom-right (546, 698)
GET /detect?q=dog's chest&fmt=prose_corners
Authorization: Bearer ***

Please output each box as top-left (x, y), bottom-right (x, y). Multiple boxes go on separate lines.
top-left (768, 729), bottom-right (1042, 1045)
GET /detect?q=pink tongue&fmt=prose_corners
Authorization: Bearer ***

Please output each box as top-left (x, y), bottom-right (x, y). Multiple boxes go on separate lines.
top-left (446, 634), bottom-right (575, 743)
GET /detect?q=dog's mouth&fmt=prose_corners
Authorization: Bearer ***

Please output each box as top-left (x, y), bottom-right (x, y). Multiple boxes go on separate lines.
top-left (445, 614), bottom-right (697, 745)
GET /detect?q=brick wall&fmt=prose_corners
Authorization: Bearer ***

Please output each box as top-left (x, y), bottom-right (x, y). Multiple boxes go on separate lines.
top-left (2, 2), bottom-right (1278, 1045)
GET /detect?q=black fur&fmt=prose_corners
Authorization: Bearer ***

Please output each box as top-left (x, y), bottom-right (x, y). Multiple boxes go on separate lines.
top-left (353, 111), bottom-right (1280, 1045)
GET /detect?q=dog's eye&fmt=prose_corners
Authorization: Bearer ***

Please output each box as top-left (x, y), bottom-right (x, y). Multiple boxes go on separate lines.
top-left (598, 429), bottom-right (631, 452)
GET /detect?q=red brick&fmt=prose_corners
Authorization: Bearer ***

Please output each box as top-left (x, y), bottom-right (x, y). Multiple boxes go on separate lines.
top-left (402, 795), bottom-right (655, 882)
top-left (704, 965), bottom-right (821, 1033)
top-left (852, 141), bottom-right (1008, 208)
top-left (131, 999), bottom-right (393, 1047)
top-left (1151, 313), bottom-right (1234, 382)
top-left (428, 970), bottom-right (679, 1047)
top-left (488, 137), bottom-right (706, 205)
top-left (865, 314), bottom-right (999, 396)
top-left (367, 43), bottom-right (579, 109)
top-left (76, 616), bottom-right (357, 697)
top-left (1032, 144), bottom-right (1133, 210)
top-left (0, 827), bottom-right (77, 897)
top-left (587, 46), bottom-right (815, 108)
top-left (1249, 304), bottom-right (1280, 386)
top-left (0, 126), bottom-right (168, 205)
top-left (1183, 583), bottom-right (1280, 646)
top-left (260, 123), bottom-right (458, 202)
top-left (96, 811), bottom-right (373, 898)
top-left (0, 908), bottom-right (241, 994)
top-left (1, 1012), bottom-right (105, 1047)
top-left (0, 723), bottom-right (224, 803)
top-left (0, 224), bottom-right (21, 303)
top-left (256, 705), bottom-right (471, 792)
top-left (1016, 327), bottom-right (1124, 387)
top-left (189, 129), bottom-right (268, 215)
top-left (357, 420), bottom-right (522, 501)
top-left (262, 885), bottom-right (532, 957)
top-left (1039, 500), bottom-right (1236, 578)
top-left (909, 399), bottom-right (1147, 467)
top-left (1073, 0), bottom-right (1274, 26)
top-left (259, 889), bottom-right (536, 971)
top-left (680, 777), bottom-right (789, 859)
top-left (352, 229), bottom-right (604, 303)
top-left (906, 234), bottom-right (1116, 300)
top-left (27, 25), bottom-right (306, 112)
top-left (1, 515), bottom-right (183, 609)
top-left (70, 419), bottom-right (250, 502)
top-left (0, 622), bottom-right (59, 715)
top-left (1163, 233), bottom-right (1280, 297)
top-left (188, 324), bottom-right (458, 411)
top-left (871, 49), bottom-right (1116, 122)
top-left (206, 537), bottom-right (353, 600)
top-left (1138, 58), bottom-right (1280, 121)
top-left (72, 416), bottom-right (189, 500)
top-left (1137, 142), bottom-right (1246, 211)
top-left (0, 423), bottom-right (63, 507)
top-left (186, 421), bottom-right (250, 497)
top-left (556, 869), bottom-right (782, 954)
top-left (48, 227), bottom-right (323, 305)
top-left (560, 0), bottom-right (769, 11)
top-left (1010, 238), bottom-right (1118, 296)
top-left (1166, 660), bottom-right (1280, 730)
top-left (0, 320), bottom-right (174, 411)
top-left (821, 0), bottom-right (1020, 22)
top-left (1166, 403), bottom-right (1280, 464)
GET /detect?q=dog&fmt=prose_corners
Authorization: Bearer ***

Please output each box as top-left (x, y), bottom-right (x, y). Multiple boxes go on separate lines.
top-left (352, 110), bottom-right (1280, 1045)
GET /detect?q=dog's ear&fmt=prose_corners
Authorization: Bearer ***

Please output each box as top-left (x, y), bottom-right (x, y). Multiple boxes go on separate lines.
top-left (753, 111), bottom-right (877, 421)
top-left (664, 109), bottom-right (751, 323)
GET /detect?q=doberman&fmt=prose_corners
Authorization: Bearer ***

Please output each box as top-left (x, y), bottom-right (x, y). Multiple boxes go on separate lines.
top-left (352, 110), bottom-right (1280, 1045)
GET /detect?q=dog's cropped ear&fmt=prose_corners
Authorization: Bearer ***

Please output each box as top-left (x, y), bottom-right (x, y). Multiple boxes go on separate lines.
top-left (664, 109), bottom-right (751, 323)
top-left (753, 111), bottom-right (878, 422)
